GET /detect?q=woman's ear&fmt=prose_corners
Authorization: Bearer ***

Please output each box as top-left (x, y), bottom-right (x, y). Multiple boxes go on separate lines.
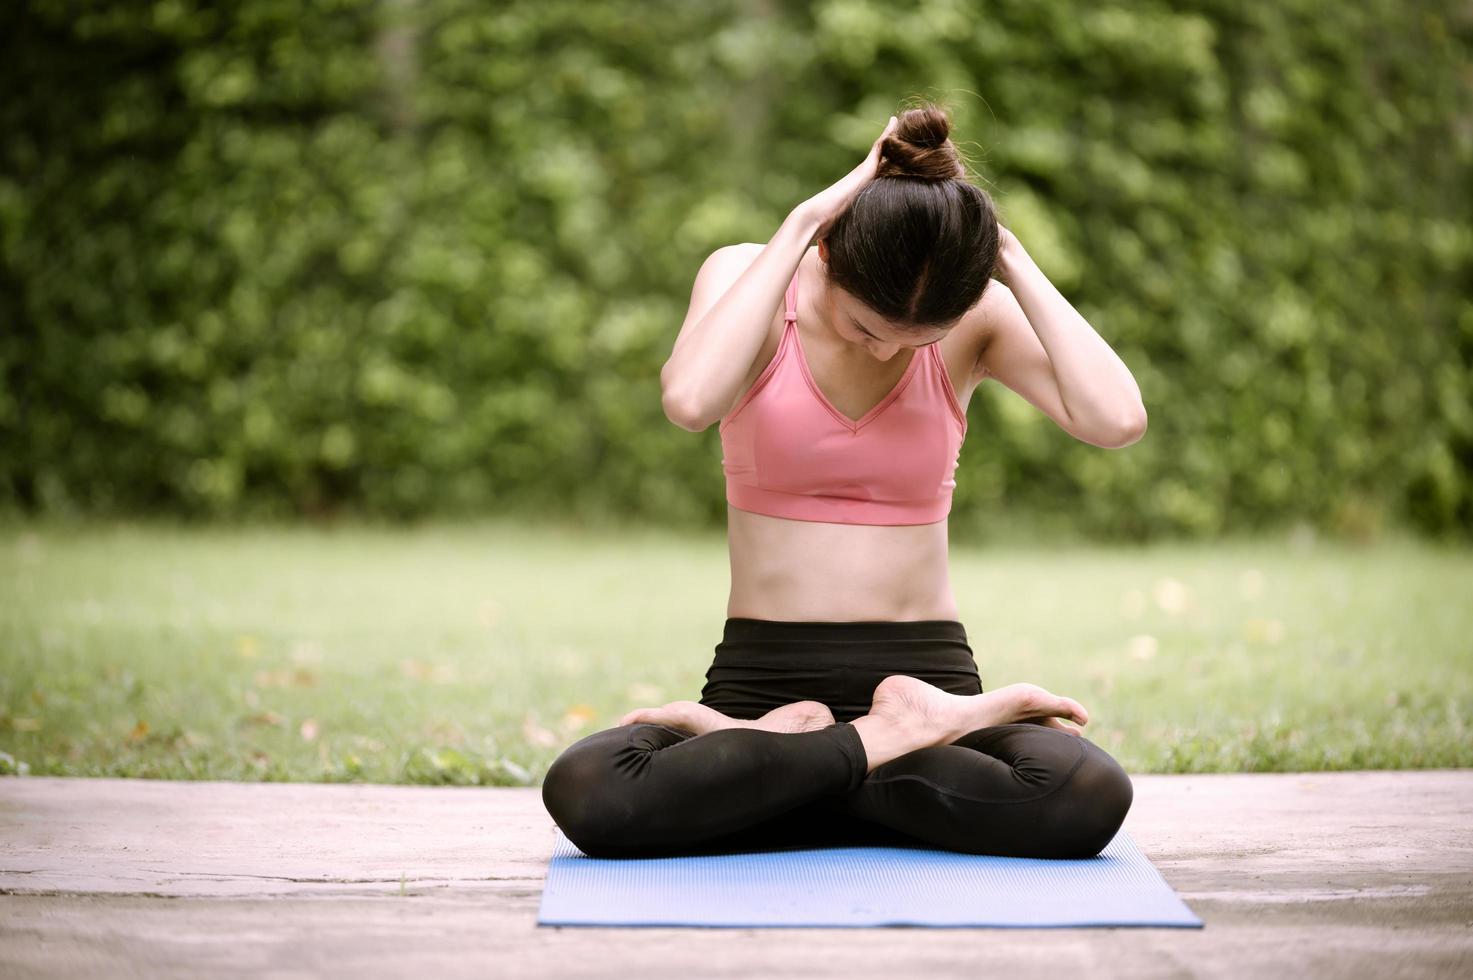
top-left (817, 238), bottom-right (828, 263)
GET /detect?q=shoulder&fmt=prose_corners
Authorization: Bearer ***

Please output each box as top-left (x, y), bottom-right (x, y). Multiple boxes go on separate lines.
top-left (687, 243), bottom-right (764, 298)
top-left (705, 242), bottom-right (764, 272)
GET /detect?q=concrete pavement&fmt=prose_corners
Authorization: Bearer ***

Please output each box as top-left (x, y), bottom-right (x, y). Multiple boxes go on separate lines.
top-left (2, 771), bottom-right (1471, 978)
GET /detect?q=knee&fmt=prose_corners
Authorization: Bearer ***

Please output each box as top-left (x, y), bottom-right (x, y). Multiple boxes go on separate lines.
top-left (541, 725), bottom-right (677, 857)
top-left (540, 728), bottom-right (635, 856)
top-left (1053, 741), bottom-right (1134, 858)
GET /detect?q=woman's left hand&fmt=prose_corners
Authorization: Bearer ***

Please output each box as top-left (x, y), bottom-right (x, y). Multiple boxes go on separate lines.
top-left (997, 223), bottom-right (1021, 263)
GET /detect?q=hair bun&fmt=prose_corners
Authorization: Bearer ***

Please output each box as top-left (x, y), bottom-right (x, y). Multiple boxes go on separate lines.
top-left (877, 105), bottom-right (967, 181)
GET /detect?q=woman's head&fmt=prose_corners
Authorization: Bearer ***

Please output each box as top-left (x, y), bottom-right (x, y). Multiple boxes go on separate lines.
top-left (817, 103), bottom-right (1000, 347)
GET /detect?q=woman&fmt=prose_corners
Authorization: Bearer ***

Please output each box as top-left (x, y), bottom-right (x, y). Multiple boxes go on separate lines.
top-left (541, 105), bottom-right (1147, 860)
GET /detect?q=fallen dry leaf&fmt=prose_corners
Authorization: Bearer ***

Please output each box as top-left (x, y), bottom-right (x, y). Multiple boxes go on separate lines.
top-left (254, 667), bottom-right (318, 688)
top-left (399, 659), bottom-right (457, 683)
top-left (1127, 634), bottom-right (1159, 661)
top-left (560, 704), bottom-right (597, 732)
top-left (1152, 577), bottom-right (1191, 615)
top-left (290, 640), bottom-right (324, 665)
top-left (522, 716), bottom-right (559, 748)
top-left (626, 682), bottom-right (665, 703)
top-left (1243, 618), bottom-right (1285, 644)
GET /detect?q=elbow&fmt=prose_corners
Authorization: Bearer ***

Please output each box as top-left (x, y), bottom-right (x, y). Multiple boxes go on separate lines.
top-left (661, 386), bottom-right (713, 432)
top-left (1109, 407), bottom-right (1148, 448)
top-left (658, 362), bottom-right (708, 431)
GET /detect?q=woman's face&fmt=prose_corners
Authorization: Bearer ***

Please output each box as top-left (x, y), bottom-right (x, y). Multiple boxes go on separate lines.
top-left (815, 240), bottom-right (952, 361)
top-left (824, 286), bottom-right (951, 362)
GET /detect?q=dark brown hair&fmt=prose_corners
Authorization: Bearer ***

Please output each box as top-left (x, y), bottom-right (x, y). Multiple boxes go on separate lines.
top-left (823, 103), bottom-right (1000, 333)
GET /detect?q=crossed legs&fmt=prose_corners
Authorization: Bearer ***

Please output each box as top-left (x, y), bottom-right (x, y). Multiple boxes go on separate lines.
top-left (541, 676), bottom-right (1133, 859)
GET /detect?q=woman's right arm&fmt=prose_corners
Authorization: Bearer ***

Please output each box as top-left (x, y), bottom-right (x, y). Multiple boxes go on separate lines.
top-left (659, 205), bottom-right (822, 432)
top-left (660, 115), bottom-right (899, 432)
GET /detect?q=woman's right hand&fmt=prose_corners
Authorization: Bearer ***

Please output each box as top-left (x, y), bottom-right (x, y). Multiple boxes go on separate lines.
top-left (798, 115), bottom-right (900, 239)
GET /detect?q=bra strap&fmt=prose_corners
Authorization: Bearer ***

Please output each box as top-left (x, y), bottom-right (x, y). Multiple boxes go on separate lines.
top-left (784, 272), bottom-right (798, 323)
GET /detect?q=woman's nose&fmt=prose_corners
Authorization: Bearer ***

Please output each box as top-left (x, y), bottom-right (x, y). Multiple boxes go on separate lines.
top-left (871, 343), bottom-right (902, 361)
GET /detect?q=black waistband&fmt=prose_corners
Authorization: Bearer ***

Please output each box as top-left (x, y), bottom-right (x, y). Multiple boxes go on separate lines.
top-left (719, 616), bottom-right (969, 646)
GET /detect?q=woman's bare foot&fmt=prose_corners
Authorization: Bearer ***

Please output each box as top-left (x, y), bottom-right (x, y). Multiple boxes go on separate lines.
top-left (947, 681), bottom-right (1090, 736)
top-left (850, 676), bottom-right (1091, 773)
top-left (751, 700), bottom-right (837, 733)
top-left (618, 699), bottom-right (836, 737)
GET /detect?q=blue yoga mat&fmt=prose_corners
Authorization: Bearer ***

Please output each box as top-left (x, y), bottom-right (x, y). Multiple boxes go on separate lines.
top-left (538, 828), bottom-right (1202, 929)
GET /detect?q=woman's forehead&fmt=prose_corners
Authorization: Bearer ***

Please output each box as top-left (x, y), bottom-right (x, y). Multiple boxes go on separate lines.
top-left (850, 309), bottom-right (950, 344)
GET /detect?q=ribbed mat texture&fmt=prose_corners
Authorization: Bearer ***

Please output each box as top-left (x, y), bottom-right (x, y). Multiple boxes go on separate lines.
top-left (538, 828), bottom-right (1203, 928)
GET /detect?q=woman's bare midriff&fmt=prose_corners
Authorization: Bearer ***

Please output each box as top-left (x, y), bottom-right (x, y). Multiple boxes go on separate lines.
top-left (725, 505), bottom-right (961, 622)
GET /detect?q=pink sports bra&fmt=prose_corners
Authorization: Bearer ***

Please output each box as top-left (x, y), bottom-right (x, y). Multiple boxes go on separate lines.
top-left (719, 269), bottom-right (969, 525)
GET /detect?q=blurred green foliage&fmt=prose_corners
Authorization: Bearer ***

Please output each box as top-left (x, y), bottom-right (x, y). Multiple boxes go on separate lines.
top-left (2, 0), bottom-right (1470, 541)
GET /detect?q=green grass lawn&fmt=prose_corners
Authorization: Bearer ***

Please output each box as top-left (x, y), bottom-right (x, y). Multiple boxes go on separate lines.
top-left (1, 518), bottom-right (1468, 784)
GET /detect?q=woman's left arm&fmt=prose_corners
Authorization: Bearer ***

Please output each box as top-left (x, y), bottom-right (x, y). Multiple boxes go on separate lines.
top-left (995, 226), bottom-right (1148, 444)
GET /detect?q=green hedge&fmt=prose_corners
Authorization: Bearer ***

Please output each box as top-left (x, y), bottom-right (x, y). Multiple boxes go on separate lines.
top-left (3, 0), bottom-right (1470, 540)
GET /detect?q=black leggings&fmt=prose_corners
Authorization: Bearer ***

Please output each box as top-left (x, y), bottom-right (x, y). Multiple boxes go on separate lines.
top-left (541, 618), bottom-right (1133, 859)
